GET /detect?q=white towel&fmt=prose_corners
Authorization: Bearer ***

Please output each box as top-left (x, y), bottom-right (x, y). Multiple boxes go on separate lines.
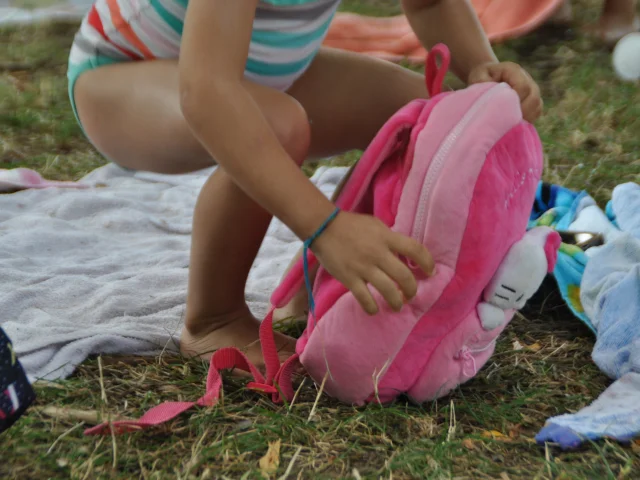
top-left (537, 183), bottom-right (640, 448)
top-left (0, 163), bottom-right (348, 381)
top-left (0, 0), bottom-right (91, 26)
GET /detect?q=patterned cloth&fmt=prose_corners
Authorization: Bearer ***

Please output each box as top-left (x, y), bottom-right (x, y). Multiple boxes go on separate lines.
top-left (0, 327), bottom-right (36, 434)
top-left (528, 182), bottom-right (596, 332)
top-left (536, 182), bottom-right (640, 449)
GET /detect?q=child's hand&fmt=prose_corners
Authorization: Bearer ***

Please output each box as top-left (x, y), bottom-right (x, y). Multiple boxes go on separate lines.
top-left (312, 211), bottom-right (434, 315)
top-left (467, 62), bottom-right (543, 123)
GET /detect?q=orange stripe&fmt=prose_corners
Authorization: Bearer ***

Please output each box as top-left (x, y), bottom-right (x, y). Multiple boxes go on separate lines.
top-left (106, 0), bottom-right (155, 59)
top-left (88, 6), bottom-right (138, 59)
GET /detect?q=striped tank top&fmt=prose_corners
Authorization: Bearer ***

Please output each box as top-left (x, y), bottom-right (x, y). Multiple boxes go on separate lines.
top-left (68, 0), bottom-right (342, 91)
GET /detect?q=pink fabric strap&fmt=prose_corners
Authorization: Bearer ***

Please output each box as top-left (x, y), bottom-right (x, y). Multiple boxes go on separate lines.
top-left (85, 310), bottom-right (298, 436)
top-left (425, 44), bottom-right (451, 97)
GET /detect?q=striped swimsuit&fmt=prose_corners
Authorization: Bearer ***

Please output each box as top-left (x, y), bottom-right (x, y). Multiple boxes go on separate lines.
top-left (67, 0), bottom-right (342, 123)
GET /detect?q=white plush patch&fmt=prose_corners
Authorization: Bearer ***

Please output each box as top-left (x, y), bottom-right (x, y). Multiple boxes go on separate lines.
top-left (478, 228), bottom-right (551, 330)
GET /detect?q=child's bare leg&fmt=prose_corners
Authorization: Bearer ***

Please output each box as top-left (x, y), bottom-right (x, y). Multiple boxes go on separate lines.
top-left (587, 0), bottom-right (639, 46)
top-left (196, 47), bottom-right (428, 344)
top-left (74, 60), bottom-right (309, 364)
top-left (181, 166), bottom-right (303, 361)
top-left (73, 49), bottom-right (427, 364)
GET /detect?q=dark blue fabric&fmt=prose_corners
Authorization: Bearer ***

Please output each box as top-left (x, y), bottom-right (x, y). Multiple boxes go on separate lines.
top-left (0, 327), bottom-right (35, 434)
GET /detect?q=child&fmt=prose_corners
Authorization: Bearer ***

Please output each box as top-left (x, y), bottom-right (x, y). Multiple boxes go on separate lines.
top-left (67, 0), bottom-right (542, 367)
top-left (553, 0), bottom-right (639, 46)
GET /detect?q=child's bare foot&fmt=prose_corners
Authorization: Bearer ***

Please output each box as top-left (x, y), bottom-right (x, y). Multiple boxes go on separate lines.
top-left (180, 307), bottom-right (298, 371)
top-left (585, 15), bottom-right (640, 46)
top-left (585, 1), bottom-right (640, 47)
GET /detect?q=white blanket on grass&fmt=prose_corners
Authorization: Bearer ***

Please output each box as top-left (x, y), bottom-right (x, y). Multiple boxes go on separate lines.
top-left (0, 163), bottom-right (348, 381)
top-left (0, 0), bottom-right (90, 26)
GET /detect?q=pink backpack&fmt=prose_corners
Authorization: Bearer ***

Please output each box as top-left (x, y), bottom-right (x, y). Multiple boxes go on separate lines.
top-left (87, 44), bottom-right (560, 435)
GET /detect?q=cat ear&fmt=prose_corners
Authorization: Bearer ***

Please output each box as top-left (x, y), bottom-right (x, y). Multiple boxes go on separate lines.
top-left (543, 231), bottom-right (561, 273)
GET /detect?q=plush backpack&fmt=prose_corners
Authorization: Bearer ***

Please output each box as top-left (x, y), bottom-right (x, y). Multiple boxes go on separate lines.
top-left (87, 44), bottom-right (560, 435)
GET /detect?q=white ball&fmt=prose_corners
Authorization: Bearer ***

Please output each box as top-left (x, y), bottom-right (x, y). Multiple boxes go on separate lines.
top-left (612, 32), bottom-right (640, 82)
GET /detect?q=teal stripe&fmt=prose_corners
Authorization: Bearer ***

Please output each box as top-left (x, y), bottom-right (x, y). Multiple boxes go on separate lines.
top-left (67, 56), bottom-right (119, 132)
top-left (261, 0), bottom-right (323, 4)
top-left (149, 0), bottom-right (184, 35)
top-left (245, 50), bottom-right (316, 76)
top-left (251, 16), bottom-right (332, 48)
top-left (171, 0), bottom-right (328, 11)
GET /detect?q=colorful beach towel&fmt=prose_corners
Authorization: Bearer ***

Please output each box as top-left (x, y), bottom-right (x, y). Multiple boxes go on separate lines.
top-left (528, 182), bottom-right (596, 332)
top-left (536, 183), bottom-right (640, 449)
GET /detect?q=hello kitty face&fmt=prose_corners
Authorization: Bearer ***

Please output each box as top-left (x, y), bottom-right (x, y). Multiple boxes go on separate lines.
top-left (484, 242), bottom-right (547, 310)
top-left (488, 282), bottom-right (528, 310)
top-left (478, 227), bottom-right (560, 330)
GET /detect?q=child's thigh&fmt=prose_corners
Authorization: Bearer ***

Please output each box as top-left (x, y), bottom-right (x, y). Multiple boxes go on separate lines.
top-left (287, 47), bottom-right (428, 158)
top-left (73, 60), bottom-right (207, 173)
top-left (73, 60), bottom-right (310, 174)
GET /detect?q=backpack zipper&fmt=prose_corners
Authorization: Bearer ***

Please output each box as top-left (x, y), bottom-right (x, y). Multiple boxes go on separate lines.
top-left (411, 84), bottom-right (506, 241)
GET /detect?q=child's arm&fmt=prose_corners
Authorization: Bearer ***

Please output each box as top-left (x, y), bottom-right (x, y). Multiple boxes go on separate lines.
top-left (401, 0), bottom-right (497, 81)
top-left (179, 0), bottom-right (434, 315)
top-left (402, 0), bottom-right (543, 122)
top-left (180, 0), bottom-right (333, 239)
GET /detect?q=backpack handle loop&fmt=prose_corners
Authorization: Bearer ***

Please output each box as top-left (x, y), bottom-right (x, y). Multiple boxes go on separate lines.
top-left (426, 44), bottom-right (451, 97)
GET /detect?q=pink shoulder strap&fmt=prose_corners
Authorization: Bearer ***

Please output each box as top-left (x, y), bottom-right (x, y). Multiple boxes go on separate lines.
top-left (85, 310), bottom-right (294, 435)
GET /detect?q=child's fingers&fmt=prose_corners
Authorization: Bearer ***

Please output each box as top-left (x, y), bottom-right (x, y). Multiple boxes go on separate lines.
top-left (468, 66), bottom-right (494, 84)
top-left (367, 268), bottom-right (404, 312)
top-left (350, 279), bottom-right (379, 315)
top-left (485, 64), bottom-right (526, 95)
top-left (489, 64), bottom-right (542, 121)
top-left (517, 74), bottom-right (542, 122)
top-left (378, 254), bottom-right (418, 300)
top-left (389, 233), bottom-right (434, 276)
top-left (521, 93), bottom-right (543, 122)
top-left (494, 65), bottom-right (532, 103)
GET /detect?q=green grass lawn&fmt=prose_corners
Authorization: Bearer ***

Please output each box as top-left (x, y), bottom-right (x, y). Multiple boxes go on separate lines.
top-left (1, 1), bottom-right (639, 478)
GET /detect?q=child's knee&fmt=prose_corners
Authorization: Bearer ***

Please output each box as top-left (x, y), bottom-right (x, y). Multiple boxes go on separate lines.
top-left (273, 98), bottom-right (311, 165)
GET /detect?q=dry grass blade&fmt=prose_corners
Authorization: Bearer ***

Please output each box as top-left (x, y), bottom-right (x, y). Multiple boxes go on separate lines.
top-left (38, 406), bottom-right (133, 425)
top-left (307, 372), bottom-right (328, 423)
top-left (277, 446), bottom-right (303, 480)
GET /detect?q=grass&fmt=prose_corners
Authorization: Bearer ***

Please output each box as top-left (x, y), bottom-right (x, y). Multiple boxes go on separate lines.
top-left (1, 0), bottom-right (640, 478)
